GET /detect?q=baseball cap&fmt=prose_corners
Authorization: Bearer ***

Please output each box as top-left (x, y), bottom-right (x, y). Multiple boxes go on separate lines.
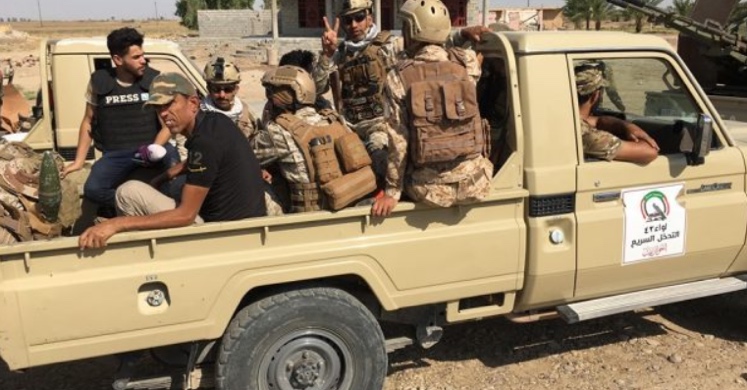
top-left (145, 72), bottom-right (197, 106)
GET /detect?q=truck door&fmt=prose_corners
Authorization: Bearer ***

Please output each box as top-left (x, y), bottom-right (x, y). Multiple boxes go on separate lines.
top-left (572, 53), bottom-right (747, 300)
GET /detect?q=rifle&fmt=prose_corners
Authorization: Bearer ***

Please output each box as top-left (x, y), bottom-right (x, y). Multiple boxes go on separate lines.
top-left (607, 0), bottom-right (747, 64)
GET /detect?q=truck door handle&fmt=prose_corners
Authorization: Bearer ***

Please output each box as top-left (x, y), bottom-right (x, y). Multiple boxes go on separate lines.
top-left (593, 191), bottom-right (621, 203)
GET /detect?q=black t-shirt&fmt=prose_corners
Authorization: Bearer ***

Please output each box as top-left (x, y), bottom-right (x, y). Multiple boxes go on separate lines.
top-left (185, 112), bottom-right (266, 222)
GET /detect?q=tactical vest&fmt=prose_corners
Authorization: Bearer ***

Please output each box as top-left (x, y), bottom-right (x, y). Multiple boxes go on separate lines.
top-left (398, 48), bottom-right (489, 168)
top-left (274, 109), bottom-right (376, 212)
top-left (91, 67), bottom-right (160, 151)
top-left (0, 142), bottom-right (81, 244)
top-left (339, 31), bottom-right (391, 124)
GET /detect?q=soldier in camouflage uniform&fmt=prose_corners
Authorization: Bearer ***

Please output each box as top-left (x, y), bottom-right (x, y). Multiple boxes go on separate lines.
top-left (254, 65), bottom-right (369, 213)
top-left (316, 0), bottom-right (489, 189)
top-left (575, 61), bottom-right (658, 164)
top-left (201, 58), bottom-right (257, 141)
top-left (371, 0), bottom-right (493, 217)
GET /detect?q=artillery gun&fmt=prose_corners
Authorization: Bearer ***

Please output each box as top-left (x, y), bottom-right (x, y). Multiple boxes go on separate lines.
top-left (607, 0), bottom-right (747, 91)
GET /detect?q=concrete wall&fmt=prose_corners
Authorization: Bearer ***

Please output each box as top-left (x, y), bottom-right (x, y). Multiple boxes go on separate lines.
top-left (198, 9), bottom-right (272, 37)
top-left (177, 37), bottom-right (323, 64)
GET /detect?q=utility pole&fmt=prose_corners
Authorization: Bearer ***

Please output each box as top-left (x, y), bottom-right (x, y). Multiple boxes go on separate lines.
top-left (154, 0), bottom-right (159, 20)
top-left (36, 0), bottom-right (43, 27)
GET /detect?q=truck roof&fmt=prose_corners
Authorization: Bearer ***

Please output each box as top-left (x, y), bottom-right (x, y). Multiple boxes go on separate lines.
top-left (49, 38), bottom-right (182, 54)
top-left (501, 31), bottom-right (674, 54)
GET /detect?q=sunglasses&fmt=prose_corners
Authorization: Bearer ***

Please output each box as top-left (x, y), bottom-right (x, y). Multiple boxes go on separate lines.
top-left (343, 11), bottom-right (367, 25)
top-left (208, 84), bottom-right (237, 93)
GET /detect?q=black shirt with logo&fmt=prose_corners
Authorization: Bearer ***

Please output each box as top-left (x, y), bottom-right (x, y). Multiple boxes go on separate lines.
top-left (185, 112), bottom-right (266, 222)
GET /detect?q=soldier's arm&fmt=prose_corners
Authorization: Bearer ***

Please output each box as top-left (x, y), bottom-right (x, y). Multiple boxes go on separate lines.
top-left (596, 116), bottom-right (659, 150)
top-left (614, 141), bottom-right (658, 165)
top-left (62, 102), bottom-right (95, 177)
top-left (251, 123), bottom-right (291, 167)
top-left (311, 53), bottom-right (332, 95)
top-left (79, 184), bottom-right (208, 249)
top-left (446, 26), bottom-right (492, 48)
top-left (382, 73), bottom-right (408, 201)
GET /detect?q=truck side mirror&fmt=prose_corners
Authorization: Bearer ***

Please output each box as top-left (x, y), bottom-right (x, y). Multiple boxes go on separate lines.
top-left (678, 113), bottom-right (712, 166)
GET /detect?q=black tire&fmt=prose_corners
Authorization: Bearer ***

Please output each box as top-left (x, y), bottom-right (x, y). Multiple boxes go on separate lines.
top-left (216, 287), bottom-right (387, 390)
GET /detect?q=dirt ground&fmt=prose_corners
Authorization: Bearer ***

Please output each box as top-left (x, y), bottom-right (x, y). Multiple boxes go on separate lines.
top-left (2, 21), bottom-right (745, 390)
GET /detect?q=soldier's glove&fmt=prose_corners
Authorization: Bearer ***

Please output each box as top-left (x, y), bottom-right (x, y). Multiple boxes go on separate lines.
top-left (134, 144), bottom-right (167, 167)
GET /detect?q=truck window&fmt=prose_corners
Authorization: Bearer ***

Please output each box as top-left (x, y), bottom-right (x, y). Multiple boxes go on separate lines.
top-left (583, 57), bottom-right (721, 155)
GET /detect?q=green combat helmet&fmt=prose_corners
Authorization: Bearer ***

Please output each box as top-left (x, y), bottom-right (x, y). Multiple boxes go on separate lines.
top-left (38, 151), bottom-right (61, 223)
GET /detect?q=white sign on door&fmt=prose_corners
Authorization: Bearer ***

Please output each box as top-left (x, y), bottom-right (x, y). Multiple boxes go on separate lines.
top-left (622, 184), bottom-right (686, 264)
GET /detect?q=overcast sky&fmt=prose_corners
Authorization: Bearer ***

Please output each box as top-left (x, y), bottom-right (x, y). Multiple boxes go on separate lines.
top-left (4, 0), bottom-right (674, 21)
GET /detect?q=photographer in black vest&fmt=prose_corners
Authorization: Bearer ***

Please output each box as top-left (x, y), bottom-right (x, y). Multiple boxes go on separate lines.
top-left (62, 27), bottom-right (178, 216)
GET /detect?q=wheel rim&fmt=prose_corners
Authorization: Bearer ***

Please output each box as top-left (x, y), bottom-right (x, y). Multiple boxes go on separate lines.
top-left (260, 329), bottom-right (354, 390)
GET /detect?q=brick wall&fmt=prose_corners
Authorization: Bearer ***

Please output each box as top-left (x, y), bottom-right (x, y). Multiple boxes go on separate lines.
top-left (198, 9), bottom-right (273, 37)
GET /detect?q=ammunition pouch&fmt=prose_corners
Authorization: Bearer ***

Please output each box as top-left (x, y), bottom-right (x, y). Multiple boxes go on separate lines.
top-left (321, 166), bottom-right (377, 211)
top-left (340, 32), bottom-right (389, 124)
top-left (275, 110), bottom-right (377, 211)
top-left (399, 49), bottom-right (489, 168)
top-left (289, 182), bottom-right (323, 213)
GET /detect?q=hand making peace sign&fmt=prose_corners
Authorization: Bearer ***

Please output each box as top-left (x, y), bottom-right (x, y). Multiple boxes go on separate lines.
top-left (321, 16), bottom-right (340, 58)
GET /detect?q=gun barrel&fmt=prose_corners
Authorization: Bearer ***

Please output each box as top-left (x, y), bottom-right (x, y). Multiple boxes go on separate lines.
top-left (606, 0), bottom-right (747, 60)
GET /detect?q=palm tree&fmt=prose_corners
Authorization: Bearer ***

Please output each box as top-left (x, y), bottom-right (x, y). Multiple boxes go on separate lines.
top-left (564, 0), bottom-right (611, 31)
top-left (611, 0), bottom-right (664, 32)
top-left (667, 0), bottom-right (694, 17)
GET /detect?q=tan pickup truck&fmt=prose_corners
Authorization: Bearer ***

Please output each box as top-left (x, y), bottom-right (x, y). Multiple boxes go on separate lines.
top-left (3, 31), bottom-right (747, 390)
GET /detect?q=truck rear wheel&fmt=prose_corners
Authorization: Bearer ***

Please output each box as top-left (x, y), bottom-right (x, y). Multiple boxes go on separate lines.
top-left (216, 287), bottom-right (387, 390)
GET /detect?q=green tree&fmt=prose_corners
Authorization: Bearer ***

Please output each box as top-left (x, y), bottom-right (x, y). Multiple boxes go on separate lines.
top-left (610, 0), bottom-right (663, 32)
top-left (175, 0), bottom-right (255, 29)
top-left (564, 0), bottom-right (611, 31)
top-left (667, 0), bottom-right (694, 17)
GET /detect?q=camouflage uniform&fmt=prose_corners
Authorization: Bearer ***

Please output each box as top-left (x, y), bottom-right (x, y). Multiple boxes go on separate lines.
top-left (580, 120), bottom-right (622, 161)
top-left (200, 97), bottom-right (258, 140)
top-left (575, 61), bottom-right (623, 161)
top-left (313, 27), bottom-right (469, 157)
top-left (383, 45), bottom-right (493, 207)
top-left (251, 106), bottom-right (322, 185)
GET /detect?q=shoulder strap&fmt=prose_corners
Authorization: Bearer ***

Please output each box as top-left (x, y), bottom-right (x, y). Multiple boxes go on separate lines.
top-left (91, 68), bottom-right (117, 95)
top-left (372, 31), bottom-right (391, 46)
top-left (275, 113), bottom-right (317, 181)
top-left (138, 67), bottom-right (160, 91)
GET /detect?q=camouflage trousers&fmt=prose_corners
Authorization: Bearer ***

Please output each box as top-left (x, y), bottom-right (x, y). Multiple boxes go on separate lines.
top-left (349, 118), bottom-right (388, 187)
top-left (406, 156), bottom-right (493, 208)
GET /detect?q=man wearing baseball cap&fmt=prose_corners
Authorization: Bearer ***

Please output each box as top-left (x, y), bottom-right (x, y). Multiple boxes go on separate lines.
top-left (79, 72), bottom-right (266, 249)
top-left (575, 61), bottom-right (659, 164)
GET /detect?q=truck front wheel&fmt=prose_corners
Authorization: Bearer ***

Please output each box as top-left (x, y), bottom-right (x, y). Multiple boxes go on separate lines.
top-left (216, 287), bottom-right (387, 390)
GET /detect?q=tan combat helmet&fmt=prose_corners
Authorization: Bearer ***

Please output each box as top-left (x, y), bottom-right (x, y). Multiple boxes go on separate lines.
top-left (340, 0), bottom-right (372, 16)
top-left (204, 57), bottom-right (241, 84)
top-left (399, 0), bottom-right (451, 44)
top-left (261, 65), bottom-right (316, 105)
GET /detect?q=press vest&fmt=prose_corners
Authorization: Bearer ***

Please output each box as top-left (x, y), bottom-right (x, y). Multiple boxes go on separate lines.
top-left (339, 31), bottom-right (391, 124)
top-left (91, 67), bottom-right (160, 151)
